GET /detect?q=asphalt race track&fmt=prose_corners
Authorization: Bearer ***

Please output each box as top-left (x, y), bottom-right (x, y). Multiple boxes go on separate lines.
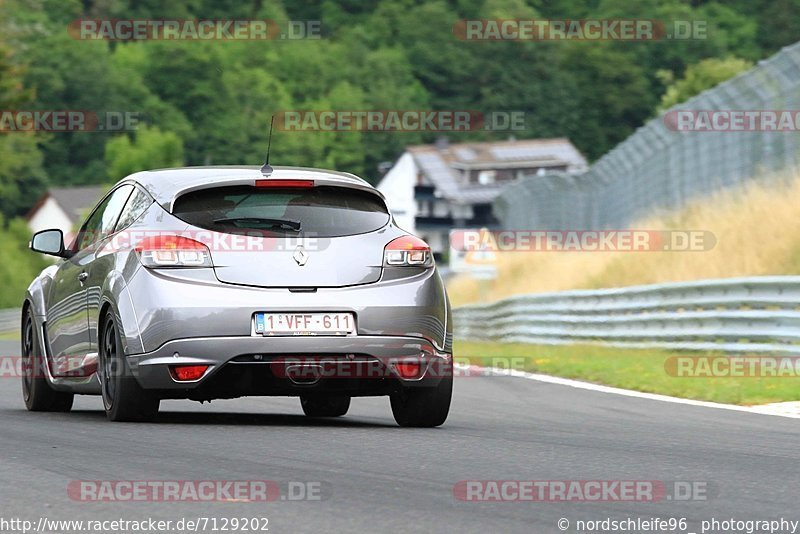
top-left (0, 340), bottom-right (797, 533)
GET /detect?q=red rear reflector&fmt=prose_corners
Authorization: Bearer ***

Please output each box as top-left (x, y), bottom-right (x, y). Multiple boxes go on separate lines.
top-left (385, 235), bottom-right (430, 251)
top-left (170, 365), bottom-right (209, 381)
top-left (395, 361), bottom-right (422, 379)
top-left (255, 179), bottom-right (314, 188)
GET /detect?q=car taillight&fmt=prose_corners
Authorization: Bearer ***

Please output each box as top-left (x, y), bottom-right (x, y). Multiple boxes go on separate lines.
top-left (384, 235), bottom-right (433, 267)
top-left (134, 235), bottom-right (212, 268)
top-left (170, 365), bottom-right (209, 381)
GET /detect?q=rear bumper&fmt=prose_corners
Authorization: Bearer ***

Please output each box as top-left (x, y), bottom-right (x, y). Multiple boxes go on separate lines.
top-left (128, 334), bottom-right (452, 399)
top-left (123, 266), bottom-right (452, 357)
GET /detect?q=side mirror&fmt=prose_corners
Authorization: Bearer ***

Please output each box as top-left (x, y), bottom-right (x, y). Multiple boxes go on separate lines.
top-left (30, 229), bottom-right (68, 258)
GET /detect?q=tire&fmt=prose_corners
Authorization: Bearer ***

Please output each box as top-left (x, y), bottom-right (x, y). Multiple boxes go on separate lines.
top-left (300, 395), bottom-right (350, 417)
top-left (99, 312), bottom-right (159, 422)
top-left (21, 308), bottom-right (74, 412)
top-left (390, 376), bottom-right (452, 428)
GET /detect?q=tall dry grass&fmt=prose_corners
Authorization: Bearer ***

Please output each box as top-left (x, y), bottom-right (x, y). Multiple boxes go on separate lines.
top-left (447, 175), bottom-right (800, 306)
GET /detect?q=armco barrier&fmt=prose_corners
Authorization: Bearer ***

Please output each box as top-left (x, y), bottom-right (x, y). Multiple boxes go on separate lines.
top-left (453, 276), bottom-right (800, 354)
top-left (0, 309), bottom-right (18, 335)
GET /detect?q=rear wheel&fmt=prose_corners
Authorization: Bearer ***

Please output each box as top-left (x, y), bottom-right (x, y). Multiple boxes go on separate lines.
top-left (99, 313), bottom-right (159, 422)
top-left (390, 376), bottom-right (452, 428)
top-left (21, 308), bottom-right (74, 412)
top-left (300, 395), bottom-right (350, 417)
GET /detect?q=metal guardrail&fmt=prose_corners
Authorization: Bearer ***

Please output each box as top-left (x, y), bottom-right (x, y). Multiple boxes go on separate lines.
top-left (453, 276), bottom-right (800, 354)
top-left (0, 309), bottom-right (19, 335)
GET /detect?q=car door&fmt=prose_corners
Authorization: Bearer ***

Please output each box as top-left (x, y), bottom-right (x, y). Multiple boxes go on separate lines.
top-left (81, 185), bottom-right (134, 351)
top-left (85, 185), bottom-right (144, 348)
top-left (45, 186), bottom-right (132, 376)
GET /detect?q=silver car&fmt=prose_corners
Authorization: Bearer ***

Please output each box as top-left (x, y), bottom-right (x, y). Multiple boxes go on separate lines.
top-left (21, 166), bottom-right (453, 426)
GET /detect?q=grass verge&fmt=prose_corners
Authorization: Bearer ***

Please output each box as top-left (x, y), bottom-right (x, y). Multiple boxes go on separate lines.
top-left (455, 340), bottom-right (800, 406)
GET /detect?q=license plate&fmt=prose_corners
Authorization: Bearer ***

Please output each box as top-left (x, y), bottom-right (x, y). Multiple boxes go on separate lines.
top-left (254, 312), bottom-right (355, 336)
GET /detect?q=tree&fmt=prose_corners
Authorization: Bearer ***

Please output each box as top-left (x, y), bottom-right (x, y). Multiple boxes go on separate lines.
top-left (0, 42), bottom-right (47, 221)
top-left (20, 32), bottom-right (120, 184)
top-left (657, 57), bottom-right (753, 112)
top-left (105, 126), bottom-right (184, 181)
top-left (0, 134), bottom-right (48, 220)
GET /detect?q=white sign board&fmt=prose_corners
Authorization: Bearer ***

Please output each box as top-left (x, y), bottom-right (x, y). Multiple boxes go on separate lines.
top-left (449, 228), bottom-right (498, 280)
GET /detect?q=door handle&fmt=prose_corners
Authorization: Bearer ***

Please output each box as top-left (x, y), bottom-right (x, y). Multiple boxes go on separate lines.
top-left (78, 272), bottom-right (89, 283)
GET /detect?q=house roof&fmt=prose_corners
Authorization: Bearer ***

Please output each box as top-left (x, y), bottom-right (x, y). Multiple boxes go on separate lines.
top-left (407, 138), bottom-right (587, 204)
top-left (26, 185), bottom-right (107, 224)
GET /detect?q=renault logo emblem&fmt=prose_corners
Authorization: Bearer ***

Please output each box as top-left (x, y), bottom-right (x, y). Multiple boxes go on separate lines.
top-left (293, 245), bottom-right (308, 266)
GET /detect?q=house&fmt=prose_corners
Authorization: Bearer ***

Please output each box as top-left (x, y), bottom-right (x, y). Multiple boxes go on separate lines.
top-left (377, 137), bottom-right (587, 260)
top-left (26, 186), bottom-right (106, 242)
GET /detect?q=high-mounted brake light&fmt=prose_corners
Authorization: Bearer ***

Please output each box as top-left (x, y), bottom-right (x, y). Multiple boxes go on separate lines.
top-left (384, 235), bottom-right (433, 267)
top-left (255, 179), bottom-right (314, 188)
top-left (135, 235), bottom-right (212, 268)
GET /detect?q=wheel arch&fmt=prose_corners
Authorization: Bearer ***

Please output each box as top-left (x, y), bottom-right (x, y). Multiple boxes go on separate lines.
top-left (99, 271), bottom-right (144, 356)
top-left (20, 295), bottom-right (56, 389)
top-left (98, 300), bottom-right (114, 331)
top-left (24, 278), bottom-right (49, 319)
top-left (98, 295), bottom-right (143, 357)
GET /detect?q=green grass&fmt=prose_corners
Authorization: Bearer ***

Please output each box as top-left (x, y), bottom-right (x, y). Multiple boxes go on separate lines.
top-left (455, 341), bottom-right (800, 406)
top-left (0, 331), bottom-right (18, 341)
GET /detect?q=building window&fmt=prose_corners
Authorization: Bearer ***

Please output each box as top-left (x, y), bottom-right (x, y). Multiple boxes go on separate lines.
top-left (432, 201), bottom-right (449, 218)
top-left (478, 170), bottom-right (496, 184)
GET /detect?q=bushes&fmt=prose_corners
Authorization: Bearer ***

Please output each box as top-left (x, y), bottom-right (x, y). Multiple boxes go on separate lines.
top-left (0, 217), bottom-right (48, 308)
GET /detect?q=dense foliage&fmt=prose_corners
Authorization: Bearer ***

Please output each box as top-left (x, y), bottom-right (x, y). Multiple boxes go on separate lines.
top-left (0, 0), bottom-right (798, 222)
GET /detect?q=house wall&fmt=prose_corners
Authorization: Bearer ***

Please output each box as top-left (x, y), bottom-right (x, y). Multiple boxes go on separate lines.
top-left (376, 152), bottom-right (417, 233)
top-left (27, 198), bottom-right (75, 243)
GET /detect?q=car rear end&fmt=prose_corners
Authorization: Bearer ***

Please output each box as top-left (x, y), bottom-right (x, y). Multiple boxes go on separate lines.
top-left (121, 169), bottom-right (452, 424)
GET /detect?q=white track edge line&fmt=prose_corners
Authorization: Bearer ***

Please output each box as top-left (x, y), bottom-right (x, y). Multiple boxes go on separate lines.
top-left (455, 364), bottom-right (800, 420)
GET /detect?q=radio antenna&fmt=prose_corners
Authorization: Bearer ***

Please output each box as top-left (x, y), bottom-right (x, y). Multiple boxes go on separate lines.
top-left (260, 115), bottom-right (275, 176)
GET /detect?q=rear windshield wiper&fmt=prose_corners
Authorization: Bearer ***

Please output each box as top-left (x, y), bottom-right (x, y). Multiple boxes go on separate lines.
top-left (213, 217), bottom-right (302, 231)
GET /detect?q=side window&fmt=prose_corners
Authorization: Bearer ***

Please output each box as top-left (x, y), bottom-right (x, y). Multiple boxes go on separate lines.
top-left (115, 187), bottom-right (153, 231)
top-left (75, 186), bottom-right (133, 251)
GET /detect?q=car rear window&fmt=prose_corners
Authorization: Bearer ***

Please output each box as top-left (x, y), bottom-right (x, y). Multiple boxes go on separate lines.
top-left (172, 185), bottom-right (390, 238)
